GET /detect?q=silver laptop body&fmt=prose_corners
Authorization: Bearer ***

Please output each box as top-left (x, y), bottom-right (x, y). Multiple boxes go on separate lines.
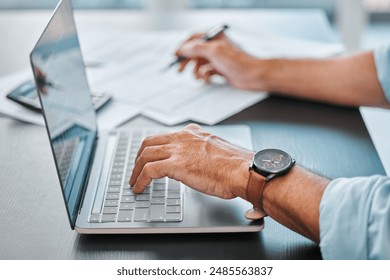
top-left (30, 0), bottom-right (263, 234)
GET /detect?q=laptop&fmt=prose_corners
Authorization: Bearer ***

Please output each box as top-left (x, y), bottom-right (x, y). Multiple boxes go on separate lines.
top-left (30, 0), bottom-right (263, 234)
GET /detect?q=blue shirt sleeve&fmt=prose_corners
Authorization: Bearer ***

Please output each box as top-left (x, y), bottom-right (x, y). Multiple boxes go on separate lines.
top-left (319, 175), bottom-right (390, 259)
top-left (374, 46), bottom-right (390, 103)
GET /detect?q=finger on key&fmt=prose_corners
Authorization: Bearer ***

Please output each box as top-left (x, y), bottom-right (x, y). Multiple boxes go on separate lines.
top-left (130, 145), bottom-right (171, 186)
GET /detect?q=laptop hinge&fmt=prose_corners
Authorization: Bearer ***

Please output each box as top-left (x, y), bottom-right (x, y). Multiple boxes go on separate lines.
top-left (77, 134), bottom-right (99, 216)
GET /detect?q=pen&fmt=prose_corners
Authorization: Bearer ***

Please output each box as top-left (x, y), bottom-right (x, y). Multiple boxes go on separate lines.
top-left (165, 24), bottom-right (229, 70)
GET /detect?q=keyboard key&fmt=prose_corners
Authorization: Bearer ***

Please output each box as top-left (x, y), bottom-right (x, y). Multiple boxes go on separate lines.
top-left (165, 213), bottom-right (182, 221)
top-left (168, 179), bottom-right (181, 190)
top-left (136, 194), bottom-right (150, 201)
top-left (135, 201), bottom-right (150, 208)
top-left (166, 198), bottom-right (181, 206)
top-left (101, 214), bottom-right (116, 222)
top-left (113, 162), bottom-right (125, 167)
top-left (107, 186), bottom-right (121, 193)
top-left (103, 207), bottom-right (118, 214)
top-left (142, 186), bottom-right (152, 194)
top-left (167, 192), bottom-right (181, 199)
top-left (150, 205), bottom-right (165, 221)
top-left (117, 143), bottom-right (128, 149)
top-left (116, 148), bottom-right (127, 154)
top-left (114, 156), bottom-right (126, 162)
top-left (104, 200), bottom-right (119, 207)
top-left (152, 191), bottom-right (166, 198)
top-left (110, 173), bottom-right (123, 180)
top-left (151, 197), bottom-right (165, 205)
top-left (111, 167), bottom-right (124, 173)
top-left (109, 179), bottom-right (122, 185)
top-left (118, 211), bottom-right (133, 222)
top-left (166, 206), bottom-right (181, 213)
top-left (122, 184), bottom-right (132, 190)
top-left (120, 203), bottom-right (135, 211)
top-left (106, 193), bottom-right (120, 200)
top-left (153, 184), bottom-right (166, 191)
top-left (121, 196), bottom-right (135, 203)
top-left (154, 178), bottom-right (166, 184)
top-left (116, 149), bottom-right (128, 155)
top-left (89, 214), bottom-right (100, 223)
top-left (122, 189), bottom-right (136, 196)
top-left (134, 208), bottom-right (149, 221)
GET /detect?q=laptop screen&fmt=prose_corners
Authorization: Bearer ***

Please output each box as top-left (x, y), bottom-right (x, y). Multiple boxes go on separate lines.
top-left (30, 0), bottom-right (97, 228)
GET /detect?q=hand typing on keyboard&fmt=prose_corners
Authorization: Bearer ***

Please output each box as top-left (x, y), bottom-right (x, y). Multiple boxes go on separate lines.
top-left (129, 124), bottom-right (255, 201)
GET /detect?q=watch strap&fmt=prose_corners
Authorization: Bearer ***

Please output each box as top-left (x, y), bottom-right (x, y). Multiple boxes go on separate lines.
top-left (246, 169), bottom-right (267, 216)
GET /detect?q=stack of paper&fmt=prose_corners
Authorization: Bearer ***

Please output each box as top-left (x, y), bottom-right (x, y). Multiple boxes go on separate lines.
top-left (80, 27), bottom-right (344, 125)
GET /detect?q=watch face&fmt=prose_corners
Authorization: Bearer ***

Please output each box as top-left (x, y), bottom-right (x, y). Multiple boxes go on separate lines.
top-left (253, 149), bottom-right (293, 175)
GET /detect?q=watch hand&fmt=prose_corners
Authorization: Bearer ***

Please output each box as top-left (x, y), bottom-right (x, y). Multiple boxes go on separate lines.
top-left (261, 159), bottom-right (272, 162)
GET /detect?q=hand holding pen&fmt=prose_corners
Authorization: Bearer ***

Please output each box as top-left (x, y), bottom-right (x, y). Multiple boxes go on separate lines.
top-left (165, 24), bottom-right (229, 71)
top-left (173, 25), bottom-right (265, 90)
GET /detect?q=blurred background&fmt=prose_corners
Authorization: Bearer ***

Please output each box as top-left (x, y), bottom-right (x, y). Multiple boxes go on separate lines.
top-left (0, 0), bottom-right (389, 50)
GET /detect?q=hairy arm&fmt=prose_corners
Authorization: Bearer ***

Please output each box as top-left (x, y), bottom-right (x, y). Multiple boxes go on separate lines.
top-left (176, 34), bottom-right (389, 108)
top-left (260, 52), bottom-right (389, 108)
top-left (261, 166), bottom-right (329, 243)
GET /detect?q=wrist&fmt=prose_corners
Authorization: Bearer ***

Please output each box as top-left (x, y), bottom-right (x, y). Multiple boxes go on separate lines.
top-left (250, 58), bottom-right (274, 91)
top-left (231, 154), bottom-right (254, 201)
top-left (253, 58), bottom-right (282, 92)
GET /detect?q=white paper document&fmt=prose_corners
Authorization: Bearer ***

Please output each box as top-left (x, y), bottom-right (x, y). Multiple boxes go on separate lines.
top-left (79, 27), bottom-right (344, 125)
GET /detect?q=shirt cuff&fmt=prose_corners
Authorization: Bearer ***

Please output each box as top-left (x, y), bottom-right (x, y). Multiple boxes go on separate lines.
top-left (374, 46), bottom-right (390, 104)
top-left (319, 175), bottom-right (390, 259)
top-left (319, 176), bottom-right (377, 259)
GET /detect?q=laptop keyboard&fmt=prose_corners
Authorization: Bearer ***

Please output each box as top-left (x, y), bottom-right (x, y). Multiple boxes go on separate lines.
top-left (89, 131), bottom-right (183, 223)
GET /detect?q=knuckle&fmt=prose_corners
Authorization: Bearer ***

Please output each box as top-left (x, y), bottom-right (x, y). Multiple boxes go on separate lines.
top-left (143, 146), bottom-right (152, 155)
top-left (142, 163), bottom-right (153, 178)
top-left (137, 147), bottom-right (150, 164)
top-left (142, 136), bottom-right (153, 145)
top-left (185, 123), bottom-right (201, 131)
top-left (143, 162), bottom-right (154, 174)
top-left (206, 134), bottom-right (218, 141)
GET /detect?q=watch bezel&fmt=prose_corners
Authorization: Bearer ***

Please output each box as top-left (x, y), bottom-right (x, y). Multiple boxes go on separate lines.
top-left (251, 149), bottom-right (295, 178)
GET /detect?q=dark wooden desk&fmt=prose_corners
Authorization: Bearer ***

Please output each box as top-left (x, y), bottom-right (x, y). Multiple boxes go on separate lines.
top-left (0, 10), bottom-right (385, 260)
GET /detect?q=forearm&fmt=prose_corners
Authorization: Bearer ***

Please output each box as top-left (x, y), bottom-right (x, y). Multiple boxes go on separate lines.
top-left (261, 166), bottom-right (329, 243)
top-left (259, 52), bottom-right (389, 108)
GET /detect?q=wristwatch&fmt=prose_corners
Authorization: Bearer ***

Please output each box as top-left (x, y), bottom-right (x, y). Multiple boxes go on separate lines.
top-left (246, 149), bottom-right (295, 215)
